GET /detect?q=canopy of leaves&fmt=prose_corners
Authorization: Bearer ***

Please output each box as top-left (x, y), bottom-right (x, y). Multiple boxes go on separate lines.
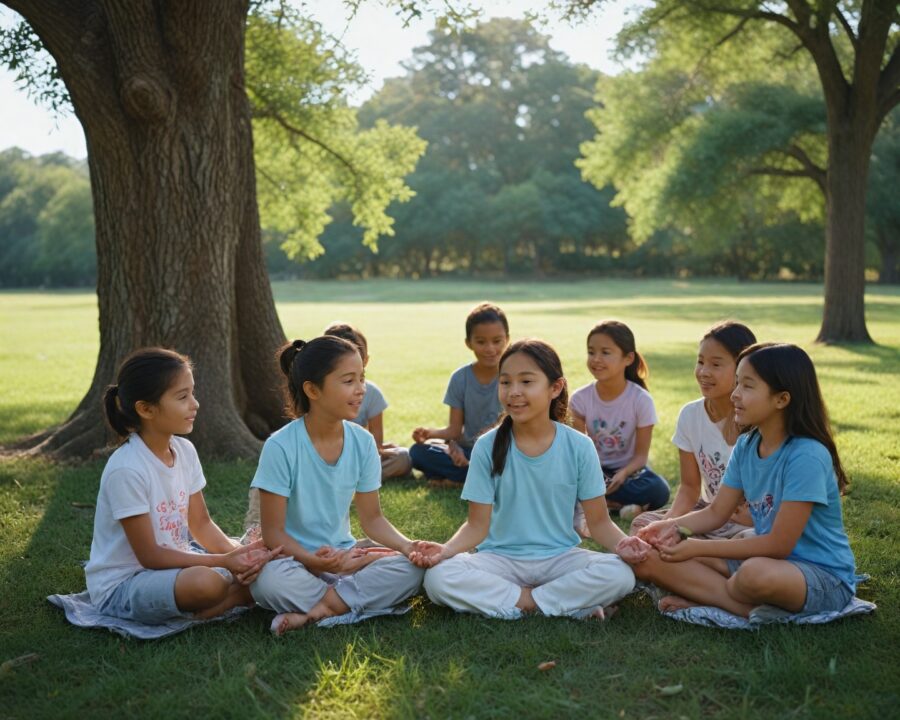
top-left (246, 7), bottom-right (425, 260)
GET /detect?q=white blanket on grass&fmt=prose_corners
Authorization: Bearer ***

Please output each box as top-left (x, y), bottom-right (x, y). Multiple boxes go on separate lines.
top-left (47, 592), bottom-right (409, 640)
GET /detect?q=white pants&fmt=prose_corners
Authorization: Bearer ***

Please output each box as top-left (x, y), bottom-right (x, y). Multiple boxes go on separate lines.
top-left (424, 548), bottom-right (635, 619)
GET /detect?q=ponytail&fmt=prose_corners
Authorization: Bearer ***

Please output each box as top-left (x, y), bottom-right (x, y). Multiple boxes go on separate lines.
top-left (490, 339), bottom-right (568, 477)
top-left (103, 348), bottom-right (191, 439)
top-left (278, 336), bottom-right (358, 418)
top-left (588, 320), bottom-right (648, 389)
top-left (103, 385), bottom-right (130, 437)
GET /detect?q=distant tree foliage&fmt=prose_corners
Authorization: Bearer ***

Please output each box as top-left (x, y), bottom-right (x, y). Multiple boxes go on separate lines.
top-left (0, 148), bottom-right (94, 287)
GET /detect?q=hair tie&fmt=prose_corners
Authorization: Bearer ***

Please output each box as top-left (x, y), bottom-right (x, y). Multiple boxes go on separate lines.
top-left (109, 385), bottom-right (119, 396)
top-left (292, 339), bottom-right (306, 352)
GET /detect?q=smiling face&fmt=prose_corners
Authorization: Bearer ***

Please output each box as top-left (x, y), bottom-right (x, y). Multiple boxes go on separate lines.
top-left (304, 350), bottom-right (366, 421)
top-left (586, 332), bottom-right (633, 383)
top-left (466, 321), bottom-right (509, 370)
top-left (139, 366), bottom-right (199, 436)
top-left (695, 337), bottom-right (738, 402)
top-left (498, 351), bottom-right (564, 426)
top-left (731, 357), bottom-right (789, 427)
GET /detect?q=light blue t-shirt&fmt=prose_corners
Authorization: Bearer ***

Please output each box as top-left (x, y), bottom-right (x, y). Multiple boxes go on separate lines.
top-left (443, 364), bottom-right (501, 448)
top-left (462, 423), bottom-right (606, 559)
top-left (723, 432), bottom-right (857, 591)
top-left (354, 380), bottom-right (388, 427)
top-left (251, 417), bottom-right (381, 552)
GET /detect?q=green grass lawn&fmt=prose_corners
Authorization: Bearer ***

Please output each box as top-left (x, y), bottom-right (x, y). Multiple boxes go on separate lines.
top-left (1, 278), bottom-right (899, 719)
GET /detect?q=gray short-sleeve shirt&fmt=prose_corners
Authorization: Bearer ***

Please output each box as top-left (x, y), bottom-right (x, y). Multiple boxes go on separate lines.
top-left (443, 364), bottom-right (501, 447)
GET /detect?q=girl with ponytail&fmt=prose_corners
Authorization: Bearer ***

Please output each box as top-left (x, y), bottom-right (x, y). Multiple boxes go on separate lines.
top-left (84, 348), bottom-right (277, 626)
top-left (415, 339), bottom-right (650, 620)
top-left (248, 337), bottom-right (429, 635)
top-left (570, 320), bottom-right (670, 532)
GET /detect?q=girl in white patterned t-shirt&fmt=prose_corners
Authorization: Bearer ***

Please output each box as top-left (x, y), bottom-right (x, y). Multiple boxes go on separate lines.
top-left (630, 321), bottom-right (757, 537)
top-left (84, 348), bottom-right (277, 625)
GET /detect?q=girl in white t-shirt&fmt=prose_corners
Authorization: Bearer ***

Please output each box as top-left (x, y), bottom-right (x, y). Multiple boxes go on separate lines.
top-left (630, 321), bottom-right (757, 538)
top-left (84, 348), bottom-right (278, 625)
top-left (570, 321), bottom-right (669, 533)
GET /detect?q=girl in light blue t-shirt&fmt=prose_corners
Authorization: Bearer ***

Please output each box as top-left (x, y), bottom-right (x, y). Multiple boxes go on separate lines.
top-left (249, 336), bottom-right (428, 635)
top-left (411, 339), bottom-right (650, 620)
top-left (636, 343), bottom-right (858, 618)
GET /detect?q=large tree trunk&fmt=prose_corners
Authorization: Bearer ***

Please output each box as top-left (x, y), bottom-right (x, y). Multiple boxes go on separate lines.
top-left (7, 0), bottom-right (287, 459)
top-left (817, 117), bottom-right (875, 343)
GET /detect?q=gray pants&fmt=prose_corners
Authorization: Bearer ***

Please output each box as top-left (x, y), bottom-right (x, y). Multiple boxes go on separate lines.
top-left (251, 555), bottom-right (424, 614)
top-left (424, 548), bottom-right (635, 619)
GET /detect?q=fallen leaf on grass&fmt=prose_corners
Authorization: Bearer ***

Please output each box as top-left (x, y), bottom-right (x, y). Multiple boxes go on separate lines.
top-left (71, 502), bottom-right (95, 509)
top-left (1, 653), bottom-right (39, 674)
top-left (537, 661), bottom-right (557, 671)
top-left (655, 683), bottom-right (684, 696)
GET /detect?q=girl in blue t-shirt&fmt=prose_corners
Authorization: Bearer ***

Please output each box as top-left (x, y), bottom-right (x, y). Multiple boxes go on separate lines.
top-left (250, 336), bottom-right (427, 635)
top-left (411, 339), bottom-right (650, 620)
top-left (635, 343), bottom-right (858, 617)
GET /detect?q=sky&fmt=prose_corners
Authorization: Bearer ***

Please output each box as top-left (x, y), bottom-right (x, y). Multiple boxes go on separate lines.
top-left (0, 0), bottom-right (640, 160)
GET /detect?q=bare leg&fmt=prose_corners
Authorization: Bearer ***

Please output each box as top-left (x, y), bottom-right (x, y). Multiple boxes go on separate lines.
top-left (633, 551), bottom-right (755, 617)
top-left (726, 558), bottom-right (807, 612)
top-left (194, 581), bottom-right (254, 620)
top-left (175, 567), bottom-right (232, 615)
top-left (271, 586), bottom-right (351, 636)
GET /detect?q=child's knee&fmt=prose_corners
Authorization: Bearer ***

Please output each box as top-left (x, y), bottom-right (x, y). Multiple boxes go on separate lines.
top-left (730, 558), bottom-right (776, 600)
top-left (175, 567), bottom-right (229, 608)
top-left (423, 562), bottom-right (458, 603)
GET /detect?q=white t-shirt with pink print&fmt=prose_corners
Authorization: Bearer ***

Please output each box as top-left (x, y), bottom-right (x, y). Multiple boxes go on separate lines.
top-left (671, 398), bottom-right (734, 505)
top-left (569, 380), bottom-right (658, 471)
top-left (85, 433), bottom-right (206, 606)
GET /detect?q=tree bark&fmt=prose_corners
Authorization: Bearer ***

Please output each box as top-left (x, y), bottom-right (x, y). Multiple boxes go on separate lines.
top-left (817, 119), bottom-right (875, 342)
top-left (6, 0), bottom-right (287, 459)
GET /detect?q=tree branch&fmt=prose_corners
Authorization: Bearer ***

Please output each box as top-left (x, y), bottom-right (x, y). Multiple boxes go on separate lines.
top-left (255, 106), bottom-right (360, 178)
top-left (748, 166), bottom-right (817, 179)
top-left (784, 144), bottom-right (827, 192)
top-left (878, 44), bottom-right (900, 122)
top-left (833, 8), bottom-right (859, 52)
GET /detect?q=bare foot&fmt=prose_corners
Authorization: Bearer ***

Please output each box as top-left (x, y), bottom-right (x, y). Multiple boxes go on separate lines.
top-left (658, 595), bottom-right (699, 613)
top-left (584, 604), bottom-right (618, 621)
top-left (516, 587), bottom-right (538, 614)
top-left (270, 612), bottom-right (311, 636)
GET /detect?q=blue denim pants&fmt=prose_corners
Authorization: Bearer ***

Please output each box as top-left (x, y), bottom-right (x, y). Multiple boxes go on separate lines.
top-left (409, 442), bottom-right (472, 484)
top-left (604, 466), bottom-right (670, 510)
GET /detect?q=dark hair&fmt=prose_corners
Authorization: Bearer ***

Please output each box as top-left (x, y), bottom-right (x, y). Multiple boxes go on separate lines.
top-left (465, 302), bottom-right (509, 340)
top-left (278, 336), bottom-right (360, 418)
top-left (587, 320), bottom-right (649, 389)
top-left (103, 348), bottom-right (191, 438)
top-left (491, 339), bottom-right (569, 477)
top-left (703, 321), bottom-right (757, 360)
top-left (324, 322), bottom-right (368, 360)
top-left (738, 343), bottom-right (849, 493)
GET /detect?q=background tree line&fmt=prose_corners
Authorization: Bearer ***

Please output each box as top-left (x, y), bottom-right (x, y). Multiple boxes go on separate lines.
top-left (2, 15), bottom-right (896, 289)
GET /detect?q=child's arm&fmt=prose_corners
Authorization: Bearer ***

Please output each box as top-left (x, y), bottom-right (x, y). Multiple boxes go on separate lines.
top-left (638, 485), bottom-right (744, 547)
top-left (354, 490), bottom-right (415, 554)
top-left (258, 489), bottom-right (372, 575)
top-left (581, 495), bottom-right (650, 564)
top-left (570, 412), bottom-right (586, 433)
top-left (413, 407), bottom-right (465, 443)
top-left (187, 490), bottom-right (239, 553)
top-left (367, 412), bottom-right (385, 449)
top-left (408, 501), bottom-right (492, 567)
top-left (119, 513), bottom-right (270, 578)
top-left (659, 501), bottom-right (813, 563)
top-left (665, 450), bottom-right (703, 518)
top-left (606, 424), bottom-right (653, 493)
